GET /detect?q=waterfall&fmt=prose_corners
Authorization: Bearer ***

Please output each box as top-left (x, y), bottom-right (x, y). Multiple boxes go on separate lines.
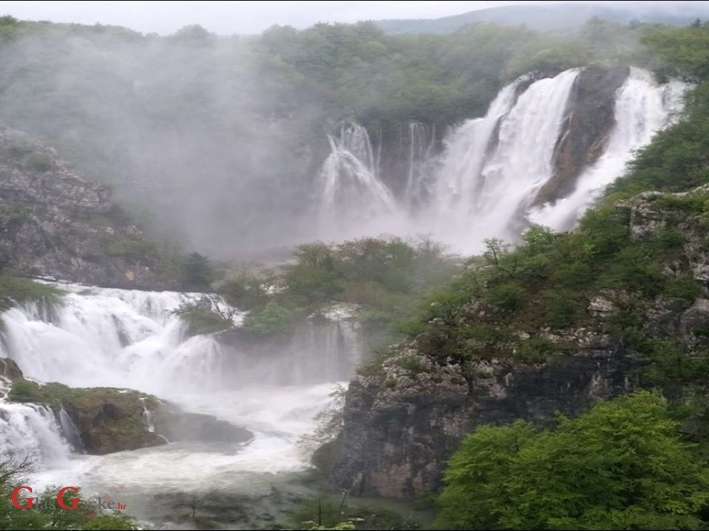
top-left (0, 390), bottom-right (72, 469)
top-left (426, 69), bottom-right (580, 253)
top-left (0, 281), bottom-right (354, 501)
top-left (0, 283), bottom-right (242, 394)
top-left (529, 68), bottom-right (689, 230)
top-left (404, 122), bottom-right (438, 208)
top-left (313, 67), bottom-right (687, 256)
top-left (140, 397), bottom-right (155, 433)
top-left (58, 406), bottom-right (84, 453)
top-left (317, 123), bottom-right (406, 242)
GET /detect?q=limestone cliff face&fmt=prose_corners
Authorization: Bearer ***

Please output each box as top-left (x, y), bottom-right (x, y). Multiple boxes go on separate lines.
top-left (534, 65), bottom-right (630, 205)
top-left (332, 338), bottom-right (638, 498)
top-left (0, 128), bottom-right (178, 290)
top-left (330, 185), bottom-right (709, 498)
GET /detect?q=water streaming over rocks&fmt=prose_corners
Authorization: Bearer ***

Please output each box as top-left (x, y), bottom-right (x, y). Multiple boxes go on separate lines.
top-left (0, 282), bottom-right (355, 527)
top-left (316, 66), bottom-right (690, 254)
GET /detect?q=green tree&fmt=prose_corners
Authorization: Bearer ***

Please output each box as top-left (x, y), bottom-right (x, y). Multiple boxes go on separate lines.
top-left (436, 391), bottom-right (709, 530)
top-left (180, 252), bottom-right (213, 289)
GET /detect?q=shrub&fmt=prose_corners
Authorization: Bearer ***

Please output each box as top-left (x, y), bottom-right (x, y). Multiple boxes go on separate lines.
top-left (436, 391), bottom-right (709, 530)
top-left (172, 302), bottom-right (234, 336)
top-left (515, 337), bottom-right (555, 364)
top-left (180, 252), bottom-right (214, 290)
top-left (243, 301), bottom-right (301, 337)
top-left (542, 289), bottom-right (584, 329)
top-left (0, 274), bottom-right (64, 311)
top-left (23, 152), bottom-right (54, 172)
top-left (483, 282), bottom-right (525, 312)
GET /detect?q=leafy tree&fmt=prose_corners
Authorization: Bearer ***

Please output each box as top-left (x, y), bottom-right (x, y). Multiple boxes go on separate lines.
top-left (436, 391), bottom-right (709, 530)
top-left (179, 252), bottom-right (213, 289)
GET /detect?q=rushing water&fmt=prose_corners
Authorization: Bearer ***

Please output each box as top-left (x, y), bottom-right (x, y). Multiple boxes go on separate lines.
top-left (0, 282), bottom-right (353, 527)
top-left (529, 67), bottom-right (688, 229)
top-left (315, 66), bottom-right (690, 254)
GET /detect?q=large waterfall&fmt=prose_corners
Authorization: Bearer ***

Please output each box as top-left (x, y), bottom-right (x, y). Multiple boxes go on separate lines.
top-left (0, 282), bottom-right (357, 508)
top-left (530, 67), bottom-right (688, 230)
top-left (315, 66), bottom-right (689, 253)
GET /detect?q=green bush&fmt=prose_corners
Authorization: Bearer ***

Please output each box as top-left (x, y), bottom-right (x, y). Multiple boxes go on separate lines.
top-left (395, 353), bottom-right (429, 375)
top-left (179, 252), bottom-right (214, 290)
top-left (243, 301), bottom-right (301, 338)
top-left (0, 274), bottom-right (64, 311)
top-left (218, 271), bottom-right (270, 310)
top-left (23, 151), bottom-right (54, 172)
top-left (172, 302), bottom-right (233, 336)
top-left (483, 282), bottom-right (525, 312)
top-left (515, 337), bottom-right (555, 364)
top-left (542, 289), bottom-right (584, 329)
top-left (436, 391), bottom-right (709, 530)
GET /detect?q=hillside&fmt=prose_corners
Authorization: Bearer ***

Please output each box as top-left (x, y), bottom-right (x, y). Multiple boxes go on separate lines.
top-left (375, 3), bottom-right (709, 34)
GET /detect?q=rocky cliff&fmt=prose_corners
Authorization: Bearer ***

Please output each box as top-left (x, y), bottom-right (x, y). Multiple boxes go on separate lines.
top-left (0, 128), bottom-right (179, 290)
top-left (330, 184), bottom-right (709, 498)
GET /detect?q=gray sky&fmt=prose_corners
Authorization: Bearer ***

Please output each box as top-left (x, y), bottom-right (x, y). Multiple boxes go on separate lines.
top-left (0, 0), bottom-right (591, 35)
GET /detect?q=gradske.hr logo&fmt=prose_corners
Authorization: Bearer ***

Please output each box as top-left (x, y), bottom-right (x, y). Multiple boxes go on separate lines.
top-left (11, 483), bottom-right (128, 514)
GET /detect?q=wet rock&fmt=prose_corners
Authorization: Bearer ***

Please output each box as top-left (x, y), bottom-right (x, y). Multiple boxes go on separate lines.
top-left (0, 358), bottom-right (24, 380)
top-left (534, 65), bottom-right (630, 206)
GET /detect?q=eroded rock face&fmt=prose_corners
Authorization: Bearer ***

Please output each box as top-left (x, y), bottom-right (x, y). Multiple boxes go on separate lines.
top-left (332, 343), bottom-right (638, 498)
top-left (0, 128), bottom-right (178, 290)
top-left (534, 65), bottom-right (630, 205)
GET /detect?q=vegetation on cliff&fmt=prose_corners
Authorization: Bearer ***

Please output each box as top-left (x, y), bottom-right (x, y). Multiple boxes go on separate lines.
top-left (0, 273), bottom-right (63, 312)
top-left (436, 391), bottom-right (709, 530)
top-left (213, 236), bottom-right (460, 347)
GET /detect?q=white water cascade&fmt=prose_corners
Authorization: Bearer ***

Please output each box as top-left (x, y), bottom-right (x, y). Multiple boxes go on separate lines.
top-left (530, 67), bottom-right (689, 230)
top-left (404, 122), bottom-right (439, 208)
top-left (425, 69), bottom-right (581, 252)
top-left (0, 281), bottom-right (352, 512)
top-left (318, 123), bottom-right (407, 241)
top-left (314, 67), bottom-right (688, 255)
top-left (0, 377), bottom-right (72, 470)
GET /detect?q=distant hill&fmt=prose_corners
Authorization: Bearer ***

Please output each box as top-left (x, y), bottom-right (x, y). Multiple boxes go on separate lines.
top-left (375, 3), bottom-right (709, 34)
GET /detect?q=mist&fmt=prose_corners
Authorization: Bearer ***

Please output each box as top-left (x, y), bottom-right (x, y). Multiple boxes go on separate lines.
top-left (0, 3), bottom-right (703, 263)
top-left (0, 21), bottom-right (336, 261)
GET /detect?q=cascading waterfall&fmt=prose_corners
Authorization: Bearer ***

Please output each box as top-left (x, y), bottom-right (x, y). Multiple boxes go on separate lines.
top-left (0, 379), bottom-right (72, 468)
top-left (529, 67), bottom-right (689, 230)
top-left (317, 123), bottom-right (406, 241)
top-left (0, 283), bottom-right (240, 393)
top-left (404, 122), bottom-right (438, 208)
top-left (314, 67), bottom-right (687, 255)
top-left (426, 69), bottom-right (581, 252)
top-left (0, 280), bottom-right (356, 500)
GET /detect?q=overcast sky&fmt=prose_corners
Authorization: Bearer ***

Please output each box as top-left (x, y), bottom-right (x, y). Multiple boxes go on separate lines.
top-left (0, 0), bottom-right (642, 36)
